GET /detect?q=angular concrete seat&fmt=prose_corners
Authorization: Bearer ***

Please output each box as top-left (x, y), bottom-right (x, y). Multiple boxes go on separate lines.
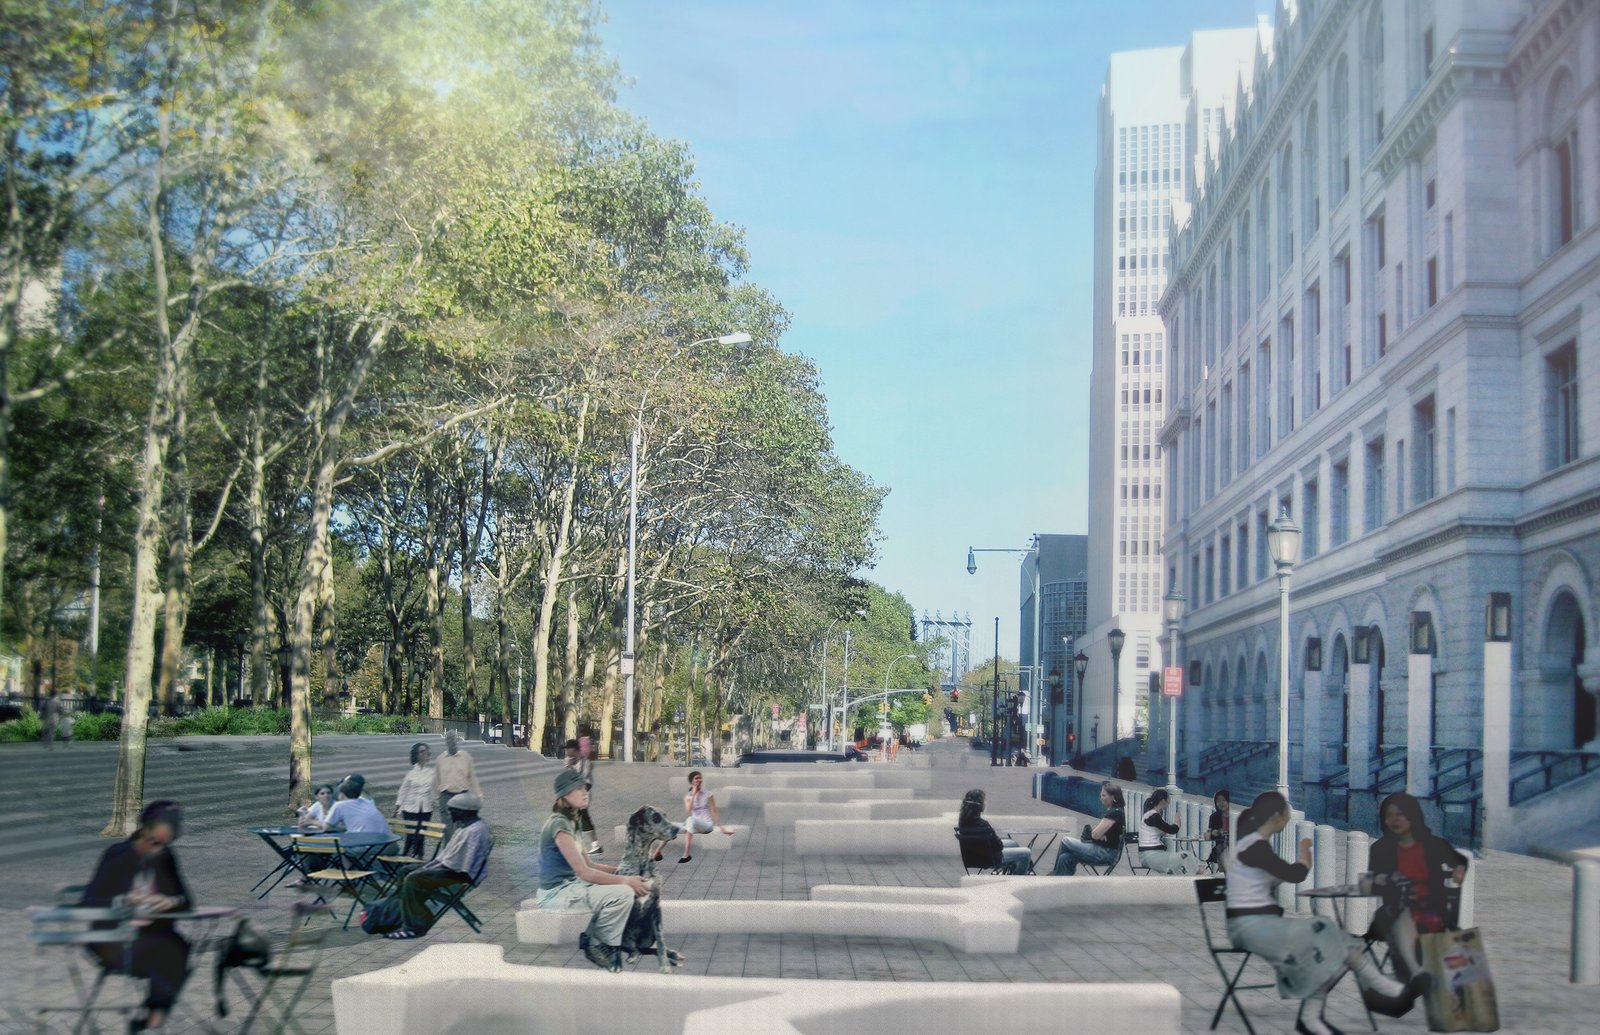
top-left (614, 823), bottom-right (746, 850)
top-left (514, 905), bottom-right (589, 945)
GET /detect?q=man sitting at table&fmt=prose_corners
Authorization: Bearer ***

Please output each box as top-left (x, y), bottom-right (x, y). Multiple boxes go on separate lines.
top-left (384, 792), bottom-right (493, 940)
top-left (318, 779), bottom-right (389, 834)
top-left (79, 800), bottom-right (193, 1031)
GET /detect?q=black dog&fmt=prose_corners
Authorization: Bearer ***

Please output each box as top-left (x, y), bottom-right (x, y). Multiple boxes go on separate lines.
top-left (616, 805), bottom-right (684, 972)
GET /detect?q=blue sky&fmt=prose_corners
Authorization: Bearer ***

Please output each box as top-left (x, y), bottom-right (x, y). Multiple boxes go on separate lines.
top-left (598, 0), bottom-right (1269, 659)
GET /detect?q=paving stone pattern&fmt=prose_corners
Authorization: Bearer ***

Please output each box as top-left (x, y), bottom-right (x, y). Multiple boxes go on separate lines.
top-left (1, 736), bottom-right (1595, 1033)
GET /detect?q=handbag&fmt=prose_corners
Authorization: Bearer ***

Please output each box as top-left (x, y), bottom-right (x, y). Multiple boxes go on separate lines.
top-left (360, 895), bottom-right (407, 936)
top-left (1419, 927), bottom-right (1499, 1031)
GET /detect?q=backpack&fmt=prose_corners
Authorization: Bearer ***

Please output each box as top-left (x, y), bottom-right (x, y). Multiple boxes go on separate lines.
top-left (360, 895), bottom-right (406, 935)
top-left (213, 919), bottom-right (272, 1016)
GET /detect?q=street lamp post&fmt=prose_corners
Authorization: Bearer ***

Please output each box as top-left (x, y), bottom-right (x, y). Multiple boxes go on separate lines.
top-left (1163, 589), bottom-right (1187, 799)
top-left (967, 541), bottom-right (1042, 762)
top-left (1108, 627), bottom-right (1125, 774)
top-left (1267, 508), bottom-right (1302, 799)
top-left (623, 331), bottom-right (752, 764)
top-left (819, 610), bottom-right (865, 750)
top-left (1074, 650), bottom-right (1088, 759)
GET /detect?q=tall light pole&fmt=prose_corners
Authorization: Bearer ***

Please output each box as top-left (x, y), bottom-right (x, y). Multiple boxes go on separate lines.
top-left (1267, 508), bottom-right (1302, 799)
top-left (820, 610), bottom-right (865, 750)
top-left (623, 331), bottom-right (752, 763)
top-left (1162, 589), bottom-right (1187, 799)
top-left (1108, 627), bottom-right (1125, 774)
top-left (883, 652), bottom-right (916, 740)
top-left (1074, 651), bottom-right (1089, 760)
top-left (966, 540), bottom-right (1042, 760)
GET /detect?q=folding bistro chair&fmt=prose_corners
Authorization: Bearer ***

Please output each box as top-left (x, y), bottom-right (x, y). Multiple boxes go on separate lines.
top-left (424, 880), bottom-right (483, 933)
top-left (1123, 831), bottom-right (1153, 875)
top-left (1194, 877), bottom-right (1275, 1035)
top-left (291, 836), bottom-right (378, 929)
top-left (955, 828), bottom-right (1009, 876)
top-left (28, 901), bottom-right (144, 1034)
top-left (373, 820), bottom-right (447, 897)
top-left (218, 902), bottom-right (333, 1035)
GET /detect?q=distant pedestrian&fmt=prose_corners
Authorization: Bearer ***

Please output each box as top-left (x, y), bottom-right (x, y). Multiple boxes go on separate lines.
top-left (58, 703), bottom-right (75, 746)
top-left (40, 691), bottom-right (60, 749)
top-left (435, 729), bottom-right (482, 842)
top-left (564, 740), bottom-right (601, 855)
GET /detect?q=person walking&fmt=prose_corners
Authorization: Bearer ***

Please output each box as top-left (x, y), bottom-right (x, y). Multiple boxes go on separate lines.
top-left (40, 690), bottom-right (60, 749)
top-left (394, 742), bottom-right (438, 857)
top-left (536, 769), bottom-right (648, 971)
top-left (435, 730), bottom-right (481, 842)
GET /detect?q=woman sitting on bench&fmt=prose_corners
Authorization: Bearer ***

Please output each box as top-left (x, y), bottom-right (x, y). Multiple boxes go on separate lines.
top-left (536, 769), bottom-right (648, 972)
top-left (1226, 791), bottom-right (1428, 1035)
top-left (957, 789), bottom-right (1032, 873)
top-left (1051, 781), bottom-right (1125, 875)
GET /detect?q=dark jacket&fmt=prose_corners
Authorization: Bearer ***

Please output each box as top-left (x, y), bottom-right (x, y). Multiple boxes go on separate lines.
top-left (80, 839), bottom-right (193, 929)
top-left (1367, 832), bottom-right (1467, 924)
top-left (957, 817), bottom-right (1006, 864)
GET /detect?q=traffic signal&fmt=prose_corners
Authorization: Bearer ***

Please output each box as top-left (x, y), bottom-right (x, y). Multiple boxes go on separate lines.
top-left (922, 692), bottom-right (932, 706)
top-left (950, 689), bottom-right (959, 702)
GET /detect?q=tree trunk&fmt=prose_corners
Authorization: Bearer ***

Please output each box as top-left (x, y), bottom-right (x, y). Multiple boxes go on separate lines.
top-left (317, 547), bottom-right (340, 712)
top-left (528, 394), bottom-right (587, 757)
top-left (560, 585), bottom-right (579, 738)
top-left (596, 644), bottom-right (619, 758)
top-left (423, 467), bottom-right (444, 720)
top-left (155, 373), bottom-right (191, 716)
top-left (247, 360), bottom-right (270, 706)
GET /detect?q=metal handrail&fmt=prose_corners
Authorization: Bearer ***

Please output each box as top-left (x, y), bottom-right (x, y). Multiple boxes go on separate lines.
top-left (1510, 749), bottom-right (1600, 806)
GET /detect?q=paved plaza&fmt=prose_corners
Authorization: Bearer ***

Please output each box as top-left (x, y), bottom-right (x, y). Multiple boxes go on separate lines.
top-left (2, 735), bottom-right (1596, 1033)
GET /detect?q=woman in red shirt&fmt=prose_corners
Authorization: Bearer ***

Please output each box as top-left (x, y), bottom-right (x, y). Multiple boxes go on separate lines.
top-left (1366, 792), bottom-right (1469, 983)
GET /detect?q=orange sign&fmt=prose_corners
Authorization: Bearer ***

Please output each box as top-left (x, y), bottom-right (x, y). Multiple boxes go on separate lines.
top-left (1162, 666), bottom-right (1184, 696)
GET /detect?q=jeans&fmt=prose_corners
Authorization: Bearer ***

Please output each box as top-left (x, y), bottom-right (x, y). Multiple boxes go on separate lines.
top-left (1052, 838), bottom-right (1117, 875)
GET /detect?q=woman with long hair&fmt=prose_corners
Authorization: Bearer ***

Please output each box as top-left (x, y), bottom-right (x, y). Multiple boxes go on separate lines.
top-left (1226, 792), bottom-right (1428, 1035)
top-left (1205, 788), bottom-right (1231, 870)
top-left (1367, 791), bottom-right (1469, 981)
top-left (1136, 788), bottom-right (1200, 874)
top-left (1051, 781), bottom-right (1125, 875)
top-left (393, 742), bottom-right (437, 857)
top-left (535, 769), bottom-right (648, 972)
top-left (956, 789), bottom-right (1033, 874)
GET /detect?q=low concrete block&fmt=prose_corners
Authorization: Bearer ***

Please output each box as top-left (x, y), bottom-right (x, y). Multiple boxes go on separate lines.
top-left (715, 786), bottom-right (915, 811)
top-left (613, 824), bottom-right (747, 850)
top-left (762, 799), bottom-right (955, 826)
top-left (793, 813), bottom-right (1077, 856)
top-left (332, 943), bottom-right (1181, 1035)
top-left (514, 905), bottom-right (588, 945)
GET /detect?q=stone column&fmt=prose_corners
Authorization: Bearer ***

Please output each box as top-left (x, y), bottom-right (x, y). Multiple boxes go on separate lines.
top-left (1302, 664), bottom-right (1324, 784)
top-left (1578, 661), bottom-right (1600, 751)
top-left (1407, 650), bottom-right (1434, 797)
top-left (1347, 659), bottom-right (1373, 790)
top-left (1481, 635), bottom-right (1512, 850)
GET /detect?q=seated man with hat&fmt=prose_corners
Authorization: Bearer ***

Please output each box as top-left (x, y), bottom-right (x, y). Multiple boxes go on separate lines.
top-left (385, 791), bottom-right (493, 939)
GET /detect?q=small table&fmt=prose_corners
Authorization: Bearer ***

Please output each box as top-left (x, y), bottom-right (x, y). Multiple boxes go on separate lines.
top-left (248, 825), bottom-right (312, 898)
top-left (1305, 882), bottom-right (1382, 929)
top-left (1005, 829), bottom-right (1060, 873)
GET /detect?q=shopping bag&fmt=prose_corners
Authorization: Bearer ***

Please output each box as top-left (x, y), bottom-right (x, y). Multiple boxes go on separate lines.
top-left (1419, 927), bottom-right (1499, 1032)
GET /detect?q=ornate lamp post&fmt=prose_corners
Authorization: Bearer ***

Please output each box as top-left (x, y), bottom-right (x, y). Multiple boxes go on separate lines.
top-left (1107, 627), bottom-right (1125, 773)
top-left (1073, 650), bottom-right (1088, 757)
top-left (1266, 508), bottom-right (1302, 798)
top-left (1162, 589), bottom-right (1187, 799)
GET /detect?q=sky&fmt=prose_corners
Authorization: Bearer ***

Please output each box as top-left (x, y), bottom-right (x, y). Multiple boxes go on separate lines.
top-left (598, 0), bottom-right (1271, 660)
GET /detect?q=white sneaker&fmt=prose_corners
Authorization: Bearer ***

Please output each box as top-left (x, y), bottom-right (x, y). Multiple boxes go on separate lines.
top-left (587, 843), bottom-right (604, 855)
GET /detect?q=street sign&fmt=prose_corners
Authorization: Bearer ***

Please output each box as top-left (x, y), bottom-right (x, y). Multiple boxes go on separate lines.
top-left (1162, 665), bottom-right (1183, 697)
top-left (620, 652), bottom-right (635, 677)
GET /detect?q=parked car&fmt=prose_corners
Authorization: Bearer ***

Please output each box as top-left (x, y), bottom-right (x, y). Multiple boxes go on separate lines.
top-left (488, 722), bottom-right (527, 745)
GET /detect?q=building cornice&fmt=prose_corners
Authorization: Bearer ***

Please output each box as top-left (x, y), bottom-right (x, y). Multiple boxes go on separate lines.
top-left (1507, 0), bottom-right (1589, 87)
top-left (1376, 518), bottom-right (1519, 567)
top-left (1517, 489), bottom-right (1600, 539)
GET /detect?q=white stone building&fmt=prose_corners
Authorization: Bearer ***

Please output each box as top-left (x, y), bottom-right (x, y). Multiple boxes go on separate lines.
top-left (1157, 0), bottom-right (1599, 852)
top-left (1086, 28), bottom-right (1263, 758)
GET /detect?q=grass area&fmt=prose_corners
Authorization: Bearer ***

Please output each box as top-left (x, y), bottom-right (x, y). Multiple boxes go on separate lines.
top-left (0, 706), bottom-right (429, 742)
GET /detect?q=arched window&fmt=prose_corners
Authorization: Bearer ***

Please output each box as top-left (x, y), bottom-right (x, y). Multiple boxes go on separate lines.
top-left (1302, 105), bottom-right (1320, 238)
top-left (1257, 181), bottom-right (1273, 297)
top-left (1221, 241), bottom-right (1234, 336)
top-left (1546, 69), bottom-right (1581, 252)
top-left (1331, 58), bottom-right (1351, 201)
top-left (1363, 8), bottom-right (1385, 157)
top-left (1238, 215), bottom-right (1252, 325)
top-left (1278, 146), bottom-right (1295, 268)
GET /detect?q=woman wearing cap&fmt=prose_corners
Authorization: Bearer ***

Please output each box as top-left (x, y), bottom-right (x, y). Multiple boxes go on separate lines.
top-left (537, 768), bottom-right (648, 971)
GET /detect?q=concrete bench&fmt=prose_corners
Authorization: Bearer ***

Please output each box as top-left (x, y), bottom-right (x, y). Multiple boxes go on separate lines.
top-left (612, 823), bottom-right (747, 850)
top-left (761, 799), bottom-right (954, 825)
top-left (661, 770), bottom-right (932, 793)
top-left (715, 786), bottom-right (915, 812)
top-left (333, 943), bottom-right (1180, 1035)
top-left (514, 907), bottom-right (589, 945)
top-left (794, 813), bottom-right (1080, 856)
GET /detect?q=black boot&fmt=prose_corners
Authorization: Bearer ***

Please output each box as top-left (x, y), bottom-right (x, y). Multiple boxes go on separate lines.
top-left (583, 936), bottom-right (622, 972)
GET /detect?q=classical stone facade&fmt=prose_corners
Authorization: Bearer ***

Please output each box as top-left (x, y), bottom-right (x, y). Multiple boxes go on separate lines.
top-left (1156, 0), bottom-right (1599, 851)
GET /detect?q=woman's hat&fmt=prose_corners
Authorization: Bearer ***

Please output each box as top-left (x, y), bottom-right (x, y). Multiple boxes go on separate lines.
top-left (554, 768), bottom-right (585, 801)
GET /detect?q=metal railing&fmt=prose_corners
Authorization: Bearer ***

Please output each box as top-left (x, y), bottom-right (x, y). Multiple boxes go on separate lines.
top-left (1510, 749), bottom-right (1600, 806)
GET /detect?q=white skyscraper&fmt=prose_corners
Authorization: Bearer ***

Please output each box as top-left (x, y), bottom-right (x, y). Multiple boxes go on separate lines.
top-left (1085, 28), bottom-right (1262, 753)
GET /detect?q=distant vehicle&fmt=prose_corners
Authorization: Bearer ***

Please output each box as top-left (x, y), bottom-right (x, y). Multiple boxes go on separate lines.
top-left (488, 722), bottom-right (527, 745)
top-left (735, 748), bottom-right (867, 766)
